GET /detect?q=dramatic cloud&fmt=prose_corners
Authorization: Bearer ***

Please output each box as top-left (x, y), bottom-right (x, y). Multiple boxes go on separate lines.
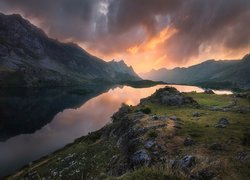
top-left (0, 0), bottom-right (249, 72)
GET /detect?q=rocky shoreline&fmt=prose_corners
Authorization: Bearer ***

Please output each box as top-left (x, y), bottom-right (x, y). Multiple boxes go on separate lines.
top-left (7, 87), bottom-right (250, 179)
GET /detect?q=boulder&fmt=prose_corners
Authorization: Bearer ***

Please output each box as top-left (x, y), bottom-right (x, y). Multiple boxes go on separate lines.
top-left (161, 94), bottom-right (185, 106)
top-left (215, 117), bottom-right (229, 128)
top-left (131, 149), bottom-right (151, 166)
top-left (204, 89), bottom-right (215, 94)
top-left (192, 112), bottom-right (201, 117)
top-left (236, 151), bottom-right (250, 161)
top-left (210, 106), bottom-right (222, 111)
top-left (144, 140), bottom-right (155, 149)
top-left (112, 104), bottom-right (131, 122)
top-left (169, 116), bottom-right (178, 121)
top-left (218, 118), bottom-right (229, 125)
top-left (184, 137), bottom-right (195, 146)
top-left (140, 86), bottom-right (198, 106)
top-left (179, 155), bottom-right (195, 169)
top-left (152, 115), bottom-right (159, 120)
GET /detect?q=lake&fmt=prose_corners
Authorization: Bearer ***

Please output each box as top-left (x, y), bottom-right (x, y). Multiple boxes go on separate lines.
top-left (0, 84), bottom-right (232, 177)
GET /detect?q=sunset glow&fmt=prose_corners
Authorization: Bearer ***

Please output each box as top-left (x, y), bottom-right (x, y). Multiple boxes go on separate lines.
top-left (0, 0), bottom-right (249, 73)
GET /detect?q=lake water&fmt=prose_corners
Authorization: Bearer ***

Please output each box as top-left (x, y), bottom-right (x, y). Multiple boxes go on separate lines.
top-left (0, 84), bottom-right (232, 177)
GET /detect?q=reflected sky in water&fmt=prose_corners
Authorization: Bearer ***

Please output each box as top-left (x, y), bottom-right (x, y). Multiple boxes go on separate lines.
top-left (0, 85), bottom-right (232, 176)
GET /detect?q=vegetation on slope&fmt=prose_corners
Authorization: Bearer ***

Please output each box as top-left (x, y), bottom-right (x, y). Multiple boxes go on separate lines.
top-left (7, 87), bottom-right (250, 179)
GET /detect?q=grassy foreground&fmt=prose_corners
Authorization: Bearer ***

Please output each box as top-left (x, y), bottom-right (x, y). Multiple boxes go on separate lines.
top-left (7, 87), bottom-right (250, 180)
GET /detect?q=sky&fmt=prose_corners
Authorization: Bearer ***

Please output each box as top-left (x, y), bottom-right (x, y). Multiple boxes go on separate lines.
top-left (0, 0), bottom-right (249, 73)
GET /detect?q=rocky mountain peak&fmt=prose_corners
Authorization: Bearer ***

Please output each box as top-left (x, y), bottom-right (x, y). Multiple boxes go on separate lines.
top-left (0, 13), bottom-right (140, 87)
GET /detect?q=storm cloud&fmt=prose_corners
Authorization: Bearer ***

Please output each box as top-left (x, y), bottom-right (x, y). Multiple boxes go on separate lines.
top-left (0, 0), bottom-right (249, 71)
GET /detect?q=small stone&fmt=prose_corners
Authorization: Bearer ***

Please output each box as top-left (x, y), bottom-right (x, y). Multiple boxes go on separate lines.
top-left (204, 89), bottom-right (215, 94)
top-left (179, 155), bottom-right (195, 168)
top-left (192, 112), bottom-right (201, 117)
top-left (184, 137), bottom-right (195, 146)
top-left (152, 115), bottom-right (159, 120)
top-left (169, 116), bottom-right (177, 121)
top-left (210, 106), bottom-right (222, 111)
top-left (236, 151), bottom-right (250, 161)
top-left (145, 140), bottom-right (155, 149)
top-left (215, 117), bottom-right (229, 128)
top-left (218, 118), bottom-right (229, 125)
top-left (131, 149), bottom-right (151, 166)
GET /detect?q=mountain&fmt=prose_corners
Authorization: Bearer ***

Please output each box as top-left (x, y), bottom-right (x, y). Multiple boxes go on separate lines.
top-left (0, 13), bottom-right (140, 87)
top-left (141, 54), bottom-right (250, 89)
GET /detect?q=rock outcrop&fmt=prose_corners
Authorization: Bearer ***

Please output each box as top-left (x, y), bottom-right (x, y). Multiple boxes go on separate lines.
top-left (140, 86), bottom-right (198, 106)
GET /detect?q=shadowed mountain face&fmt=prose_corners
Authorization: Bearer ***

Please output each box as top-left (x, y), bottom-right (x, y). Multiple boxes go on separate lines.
top-left (0, 13), bottom-right (140, 87)
top-left (141, 54), bottom-right (250, 89)
top-left (0, 85), bottom-right (113, 141)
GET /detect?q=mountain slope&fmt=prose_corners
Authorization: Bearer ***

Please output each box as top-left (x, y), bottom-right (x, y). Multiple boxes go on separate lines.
top-left (0, 13), bottom-right (140, 87)
top-left (141, 54), bottom-right (250, 88)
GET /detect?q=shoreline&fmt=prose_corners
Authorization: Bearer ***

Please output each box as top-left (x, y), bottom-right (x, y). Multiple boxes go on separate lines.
top-left (6, 86), bottom-right (250, 179)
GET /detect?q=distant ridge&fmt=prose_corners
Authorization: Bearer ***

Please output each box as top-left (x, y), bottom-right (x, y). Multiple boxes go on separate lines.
top-left (141, 54), bottom-right (250, 89)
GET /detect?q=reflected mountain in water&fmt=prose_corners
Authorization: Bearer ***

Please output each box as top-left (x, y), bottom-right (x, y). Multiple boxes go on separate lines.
top-left (0, 85), bottom-right (112, 141)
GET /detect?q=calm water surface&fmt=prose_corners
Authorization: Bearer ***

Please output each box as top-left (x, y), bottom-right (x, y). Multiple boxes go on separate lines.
top-left (0, 85), bottom-right (232, 177)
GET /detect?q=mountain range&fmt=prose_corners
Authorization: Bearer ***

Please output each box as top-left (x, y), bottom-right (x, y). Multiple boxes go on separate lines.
top-left (141, 54), bottom-right (250, 89)
top-left (0, 13), bottom-right (140, 87)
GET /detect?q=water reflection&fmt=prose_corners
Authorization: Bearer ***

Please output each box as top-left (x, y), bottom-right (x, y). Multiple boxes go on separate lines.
top-left (168, 84), bottom-right (232, 95)
top-left (0, 85), bottom-right (232, 177)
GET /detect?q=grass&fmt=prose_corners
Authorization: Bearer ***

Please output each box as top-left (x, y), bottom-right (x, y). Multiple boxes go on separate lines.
top-left (10, 129), bottom-right (120, 179)
top-left (185, 92), bottom-right (231, 106)
top-left (122, 167), bottom-right (183, 180)
top-left (8, 91), bottom-right (250, 179)
top-left (144, 92), bottom-right (250, 179)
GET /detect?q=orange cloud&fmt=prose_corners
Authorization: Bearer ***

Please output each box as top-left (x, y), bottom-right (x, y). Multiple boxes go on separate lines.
top-left (82, 26), bottom-right (249, 74)
top-left (127, 27), bottom-right (178, 54)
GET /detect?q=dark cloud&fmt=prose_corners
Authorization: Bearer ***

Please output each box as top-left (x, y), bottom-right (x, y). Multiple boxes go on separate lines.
top-left (165, 0), bottom-right (250, 62)
top-left (0, 0), bottom-right (101, 41)
top-left (107, 0), bottom-right (182, 35)
top-left (0, 0), bottom-right (249, 66)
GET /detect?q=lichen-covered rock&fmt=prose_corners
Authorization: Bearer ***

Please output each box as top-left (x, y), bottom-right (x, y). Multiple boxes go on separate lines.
top-left (144, 140), bottom-right (155, 149)
top-left (215, 117), bottom-right (229, 128)
top-left (131, 149), bottom-right (151, 166)
top-left (204, 89), bottom-right (215, 94)
top-left (192, 112), bottom-right (201, 117)
top-left (112, 103), bottom-right (132, 122)
top-left (140, 86), bottom-right (198, 106)
top-left (179, 155), bottom-right (195, 168)
top-left (218, 118), bottom-right (229, 125)
top-left (184, 137), bottom-right (195, 146)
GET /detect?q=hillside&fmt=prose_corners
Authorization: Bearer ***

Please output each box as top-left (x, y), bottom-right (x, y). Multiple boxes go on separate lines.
top-left (7, 87), bottom-right (250, 179)
top-left (0, 13), bottom-right (140, 87)
top-left (141, 54), bottom-right (250, 89)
